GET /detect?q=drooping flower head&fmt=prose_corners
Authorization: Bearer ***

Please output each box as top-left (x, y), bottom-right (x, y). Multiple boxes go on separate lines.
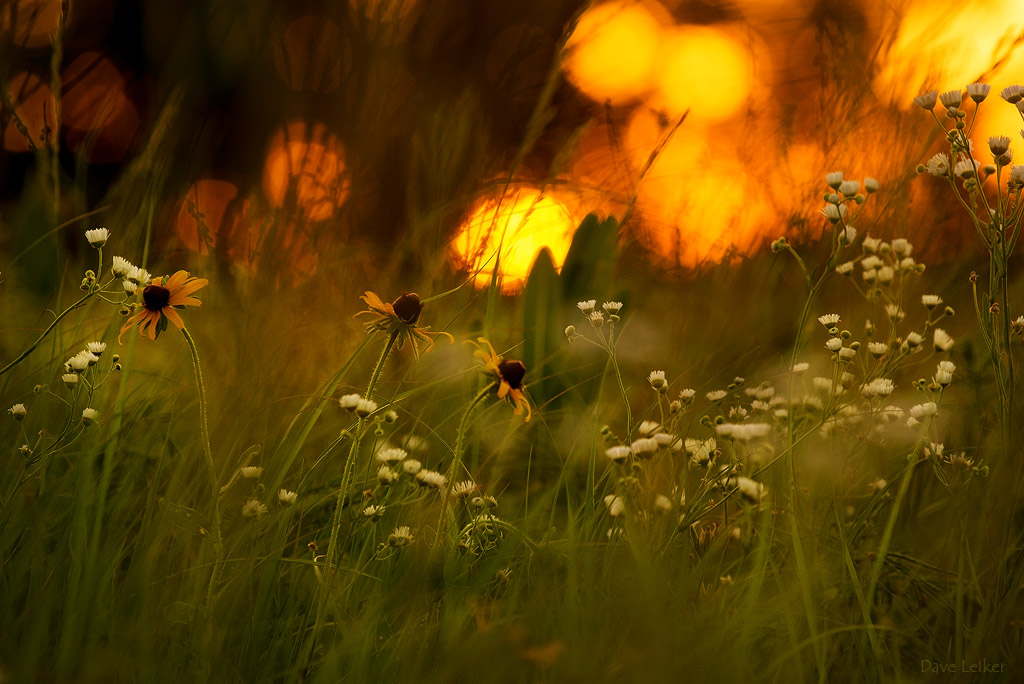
top-left (119, 270), bottom-right (208, 342)
top-left (355, 291), bottom-right (454, 358)
top-left (468, 337), bottom-right (531, 421)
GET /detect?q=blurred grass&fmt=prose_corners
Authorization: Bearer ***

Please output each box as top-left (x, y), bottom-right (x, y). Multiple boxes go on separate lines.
top-left (1, 1), bottom-right (1024, 682)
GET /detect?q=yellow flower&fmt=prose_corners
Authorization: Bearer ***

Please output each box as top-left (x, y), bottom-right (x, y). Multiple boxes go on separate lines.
top-left (119, 270), bottom-right (208, 342)
top-left (355, 291), bottom-right (453, 357)
top-left (468, 337), bottom-right (531, 421)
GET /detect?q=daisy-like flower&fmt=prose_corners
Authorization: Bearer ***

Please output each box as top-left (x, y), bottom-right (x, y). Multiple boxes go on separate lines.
top-left (278, 489), bottom-right (298, 504)
top-left (240, 466), bottom-right (263, 479)
top-left (82, 408), bottom-right (99, 425)
top-left (818, 313), bottom-right (840, 327)
top-left (242, 498), bottom-right (268, 518)
top-left (468, 337), bottom-right (531, 421)
top-left (111, 256), bottom-right (134, 278)
top-left (119, 270), bottom-right (207, 342)
top-left (989, 135), bottom-right (1011, 156)
top-left (862, 378), bottom-right (894, 398)
top-left (838, 179), bottom-right (860, 196)
top-left (401, 459), bottom-right (422, 475)
top-left (602, 301), bottom-right (622, 314)
top-left (339, 393), bottom-right (361, 410)
top-left (605, 445), bottom-right (631, 463)
top-left (706, 389), bottom-right (727, 402)
top-left (388, 525), bottom-right (414, 547)
top-left (909, 402), bottom-right (938, 419)
top-left (791, 362), bottom-right (809, 373)
top-left (921, 294), bottom-right (943, 309)
top-left (377, 465), bottom-right (399, 485)
top-left (863, 177), bottom-right (879, 193)
top-left (8, 403), bottom-right (27, 420)
top-left (66, 353), bottom-right (93, 373)
top-left (647, 370), bottom-right (667, 391)
top-left (126, 266), bottom-right (152, 286)
top-left (868, 341), bottom-right (888, 357)
top-left (836, 261), bottom-right (854, 275)
top-left (954, 158), bottom-right (977, 179)
top-left (715, 423), bottom-right (772, 441)
top-left (415, 469), bottom-right (447, 489)
top-left (375, 447), bottom-right (407, 463)
top-left (913, 90), bottom-right (938, 109)
top-left (821, 203), bottom-right (847, 223)
top-left (85, 228), bottom-right (110, 248)
top-left (62, 373), bottom-right (79, 388)
top-left (1009, 165), bottom-right (1024, 188)
top-left (1000, 84), bottom-right (1024, 104)
top-left (727, 476), bottom-right (766, 503)
top-left (355, 397), bottom-right (378, 417)
top-left (355, 291), bottom-right (453, 358)
top-left (825, 338), bottom-right (843, 352)
top-left (935, 360), bottom-right (956, 387)
top-left (452, 480), bottom-right (479, 498)
top-left (825, 171), bottom-right (844, 189)
top-left (967, 83), bottom-right (990, 103)
top-left (630, 437), bottom-right (658, 458)
top-left (938, 89), bottom-right (963, 109)
top-left (637, 420), bottom-right (660, 436)
top-left (577, 300), bottom-right (597, 314)
top-left (86, 341), bottom-right (107, 356)
top-left (934, 328), bottom-right (954, 352)
top-left (362, 504), bottom-right (385, 520)
top-left (925, 152), bottom-right (950, 176)
top-left (603, 495), bottom-right (625, 517)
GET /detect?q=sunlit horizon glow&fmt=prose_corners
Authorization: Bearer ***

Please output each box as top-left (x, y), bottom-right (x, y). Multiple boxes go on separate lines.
top-left (563, 0), bottom-right (670, 106)
top-left (450, 187), bottom-right (580, 293)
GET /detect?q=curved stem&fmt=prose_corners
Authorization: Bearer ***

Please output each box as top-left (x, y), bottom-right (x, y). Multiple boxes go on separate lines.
top-left (433, 384), bottom-right (496, 553)
top-left (182, 327), bottom-right (223, 605)
top-left (0, 289), bottom-right (97, 377)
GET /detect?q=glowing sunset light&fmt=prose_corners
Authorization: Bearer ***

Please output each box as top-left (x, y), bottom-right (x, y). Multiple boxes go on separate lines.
top-left (60, 52), bottom-right (139, 163)
top-left (451, 187), bottom-right (580, 293)
top-left (652, 25), bottom-right (754, 123)
top-left (871, 0), bottom-right (1024, 108)
top-left (563, 0), bottom-right (670, 105)
top-left (262, 121), bottom-right (349, 222)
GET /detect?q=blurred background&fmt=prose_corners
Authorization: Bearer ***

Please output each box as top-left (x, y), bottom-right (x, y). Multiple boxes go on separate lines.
top-left (2, 0), bottom-right (1024, 431)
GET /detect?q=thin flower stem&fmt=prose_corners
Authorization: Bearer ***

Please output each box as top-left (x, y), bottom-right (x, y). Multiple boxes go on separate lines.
top-left (311, 330), bottom-right (400, 652)
top-left (0, 283), bottom-right (109, 378)
top-left (610, 348), bottom-right (632, 435)
top-left (433, 384), bottom-right (495, 554)
top-left (181, 327), bottom-right (223, 606)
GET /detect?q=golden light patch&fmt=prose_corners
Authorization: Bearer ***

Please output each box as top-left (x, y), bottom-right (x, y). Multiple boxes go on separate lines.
top-left (451, 187), bottom-right (580, 293)
top-left (871, 0), bottom-right (1024, 108)
top-left (563, 0), bottom-right (670, 105)
top-left (652, 25), bottom-right (754, 123)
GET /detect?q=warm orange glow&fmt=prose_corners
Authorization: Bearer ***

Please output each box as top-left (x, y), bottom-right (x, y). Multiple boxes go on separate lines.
top-left (350, 0), bottom-right (418, 22)
top-left (273, 17), bottom-right (347, 92)
top-left (175, 179), bottom-right (253, 261)
top-left (872, 0), bottom-right (1024, 108)
top-left (563, 0), bottom-right (669, 105)
top-left (451, 187), bottom-right (580, 293)
top-left (2, 72), bottom-right (54, 153)
top-left (60, 52), bottom-right (139, 163)
top-left (624, 108), bottom-right (772, 266)
top-left (652, 25), bottom-right (754, 123)
top-left (262, 121), bottom-right (349, 222)
top-left (1, 0), bottom-right (61, 48)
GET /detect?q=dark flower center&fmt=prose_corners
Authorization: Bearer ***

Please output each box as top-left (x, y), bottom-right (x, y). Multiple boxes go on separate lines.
top-left (498, 359), bottom-right (526, 390)
top-left (392, 293), bottom-right (422, 324)
top-left (143, 284), bottom-right (171, 311)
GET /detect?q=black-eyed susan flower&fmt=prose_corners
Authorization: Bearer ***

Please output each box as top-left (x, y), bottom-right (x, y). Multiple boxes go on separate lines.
top-left (119, 270), bottom-right (208, 343)
top-left (355, 291), bottom-right (453, 357)
top-left (468, 337), bottom-right (531, 421)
